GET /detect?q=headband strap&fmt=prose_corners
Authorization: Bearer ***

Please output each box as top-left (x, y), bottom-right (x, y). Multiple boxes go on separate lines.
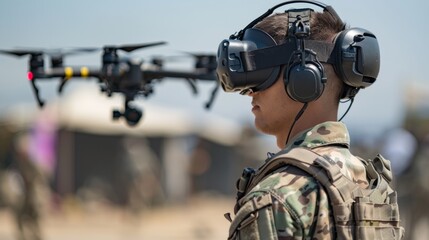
top-left (241, 39), bottom-right (335, 71)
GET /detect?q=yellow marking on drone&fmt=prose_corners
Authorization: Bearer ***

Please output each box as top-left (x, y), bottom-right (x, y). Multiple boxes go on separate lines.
top-left (64, 67), bottom-right (73, 79)
top-left (80, 67), bottom-right (89, 77)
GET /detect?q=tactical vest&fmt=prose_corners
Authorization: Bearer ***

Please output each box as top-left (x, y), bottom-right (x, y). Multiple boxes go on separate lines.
top-left (228, 147), bottom-right (404, 240)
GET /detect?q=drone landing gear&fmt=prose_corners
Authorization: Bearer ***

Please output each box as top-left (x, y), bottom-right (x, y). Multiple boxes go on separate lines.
top-left (112, 98), bottom-right (142, 127)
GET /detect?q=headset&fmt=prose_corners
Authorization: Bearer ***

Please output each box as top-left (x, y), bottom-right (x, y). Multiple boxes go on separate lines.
top-left (216, 0), bottom-right (380, 102)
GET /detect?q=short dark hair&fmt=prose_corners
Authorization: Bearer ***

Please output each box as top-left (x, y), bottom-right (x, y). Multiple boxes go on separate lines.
top-left (254, 11), bottom-right (345, 103)
top-left (254, 11), bottom-right (344, 43)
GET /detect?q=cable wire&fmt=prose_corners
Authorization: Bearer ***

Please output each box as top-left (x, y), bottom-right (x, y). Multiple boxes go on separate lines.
top-left (338, 97), bottom-right (354, 121)
top-left (286, 102), bottom-right (308, 146)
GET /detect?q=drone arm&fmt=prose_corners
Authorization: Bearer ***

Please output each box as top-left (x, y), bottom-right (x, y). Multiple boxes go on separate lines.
top-left (45, 67), bottom-right (101, 93)
top-left (142, 69), bottom-right (217, 82)
top-left (47, 66), bottom-right (101, 79)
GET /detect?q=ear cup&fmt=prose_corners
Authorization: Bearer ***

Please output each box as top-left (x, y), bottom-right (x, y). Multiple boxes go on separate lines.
top-left (284, 60), bottom-right (326, 103)
top-left (332, 27), bottom-right (380, 98)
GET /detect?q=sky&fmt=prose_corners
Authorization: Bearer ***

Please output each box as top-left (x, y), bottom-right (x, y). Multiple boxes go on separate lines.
top-left (1, 0), bottom-right (428, 139)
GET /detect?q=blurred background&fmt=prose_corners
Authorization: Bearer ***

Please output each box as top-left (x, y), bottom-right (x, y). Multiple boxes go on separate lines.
top-left (0, 0), bottom-right (428, 239)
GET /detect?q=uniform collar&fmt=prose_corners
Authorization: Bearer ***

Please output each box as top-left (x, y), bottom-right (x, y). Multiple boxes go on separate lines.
top-left (285, 121), bottom-right (350, 151)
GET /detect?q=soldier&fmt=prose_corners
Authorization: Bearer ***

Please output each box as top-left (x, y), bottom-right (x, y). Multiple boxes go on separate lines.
top-left (216, 1), bottom-right (403, 239)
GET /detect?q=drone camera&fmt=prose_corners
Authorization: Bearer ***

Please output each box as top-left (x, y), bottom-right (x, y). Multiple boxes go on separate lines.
top-left (112, 103), bottom-right (143, 127)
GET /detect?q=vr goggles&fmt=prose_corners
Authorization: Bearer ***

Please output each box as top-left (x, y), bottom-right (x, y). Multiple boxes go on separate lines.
top-left (216, 0), bottom-right (380, 100)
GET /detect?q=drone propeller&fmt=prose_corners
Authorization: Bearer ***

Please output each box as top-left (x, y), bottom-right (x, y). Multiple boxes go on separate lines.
top-left (0, 47), bottom-right (99, 68)
top-left (184, 52), bottom-right (217, 69)
top-left (149, 52), bottom-right (217, 69)
top-left (43, 47), bottom-right (99, 58)
top-left (103, 41), bottom-right (167, 53)
top-left (0, 47), bottom-right (99, 57)
top-left (0, 47), bottom-right (100, 107)
top-left (0, 49), bottom-right (43, 57)
top-left (183, 52), bottom-right (216, 58)
top-left (147, 54), bottom-right (187, 69)
top-left (47, 48), bottom-right (100, 68)
top-left (160, 51), bottom-right (217, 72)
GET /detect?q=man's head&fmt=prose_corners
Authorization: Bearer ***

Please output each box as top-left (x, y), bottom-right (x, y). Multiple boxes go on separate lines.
top-left (248, 10), bottom-right (344, 146)
top-left (253, 11), bottom-right (345, 106)
top-left (216, 2), bottom-right (380, 147)
top-left (217, 2), bottom-right (380, 100)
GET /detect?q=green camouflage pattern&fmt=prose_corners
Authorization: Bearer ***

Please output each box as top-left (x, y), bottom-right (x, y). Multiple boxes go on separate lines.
top-left (232, 121), bottom-right (370, 239)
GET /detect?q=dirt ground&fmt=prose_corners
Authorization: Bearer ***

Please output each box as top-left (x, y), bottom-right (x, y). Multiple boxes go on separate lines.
top-left (2, 195), bottom-right (429, 240)
top-left (0, 195), bottom-right (235, 240)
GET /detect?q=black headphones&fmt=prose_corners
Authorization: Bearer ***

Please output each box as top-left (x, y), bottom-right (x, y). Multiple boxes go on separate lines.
top-left (283, 8), bottom-right (327, 102)
top-left (216, 0), bottom-right (380, 102)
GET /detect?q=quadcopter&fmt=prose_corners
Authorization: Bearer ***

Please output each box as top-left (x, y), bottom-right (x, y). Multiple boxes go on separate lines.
top-left (0, 42), bottom-right (218, 126)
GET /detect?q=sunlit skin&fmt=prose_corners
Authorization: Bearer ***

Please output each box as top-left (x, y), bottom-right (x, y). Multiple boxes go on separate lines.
top-left (249, 66), bottom-right (339, 149)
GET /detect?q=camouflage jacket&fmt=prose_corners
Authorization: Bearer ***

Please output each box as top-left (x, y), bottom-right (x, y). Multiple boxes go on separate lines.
top-left (228, 121), bottom-right (370, 240)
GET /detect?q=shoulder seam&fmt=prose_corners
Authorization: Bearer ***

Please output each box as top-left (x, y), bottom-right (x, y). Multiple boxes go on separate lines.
top-left (268, 189), bottom-right (305, 232)
top-left (245, 189), bottom-right (306, 235)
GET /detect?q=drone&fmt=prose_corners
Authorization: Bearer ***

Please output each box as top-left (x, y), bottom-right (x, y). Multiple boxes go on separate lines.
top-left (0, 42), bottom-right (218, 126)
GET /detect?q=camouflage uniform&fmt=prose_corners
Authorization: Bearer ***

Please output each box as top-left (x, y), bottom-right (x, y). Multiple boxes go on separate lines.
top-left (229, 121), bottom-right (370, 239)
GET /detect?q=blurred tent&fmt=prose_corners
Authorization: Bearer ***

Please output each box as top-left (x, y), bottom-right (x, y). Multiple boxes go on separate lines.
top-left (2, 85), bottom-right (244, 145)
top-left (1, 86), bottom-right (255, 205)
top-left (56, 86), bottom-right (243, 146)
top-left (57, 87), bottom-right (198, 137)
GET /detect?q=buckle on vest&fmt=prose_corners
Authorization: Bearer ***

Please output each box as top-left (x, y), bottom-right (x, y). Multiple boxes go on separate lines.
top-left (372, 154), bottom-right (393, 183)
top-left (236, 167), bottom-right (256, 200)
